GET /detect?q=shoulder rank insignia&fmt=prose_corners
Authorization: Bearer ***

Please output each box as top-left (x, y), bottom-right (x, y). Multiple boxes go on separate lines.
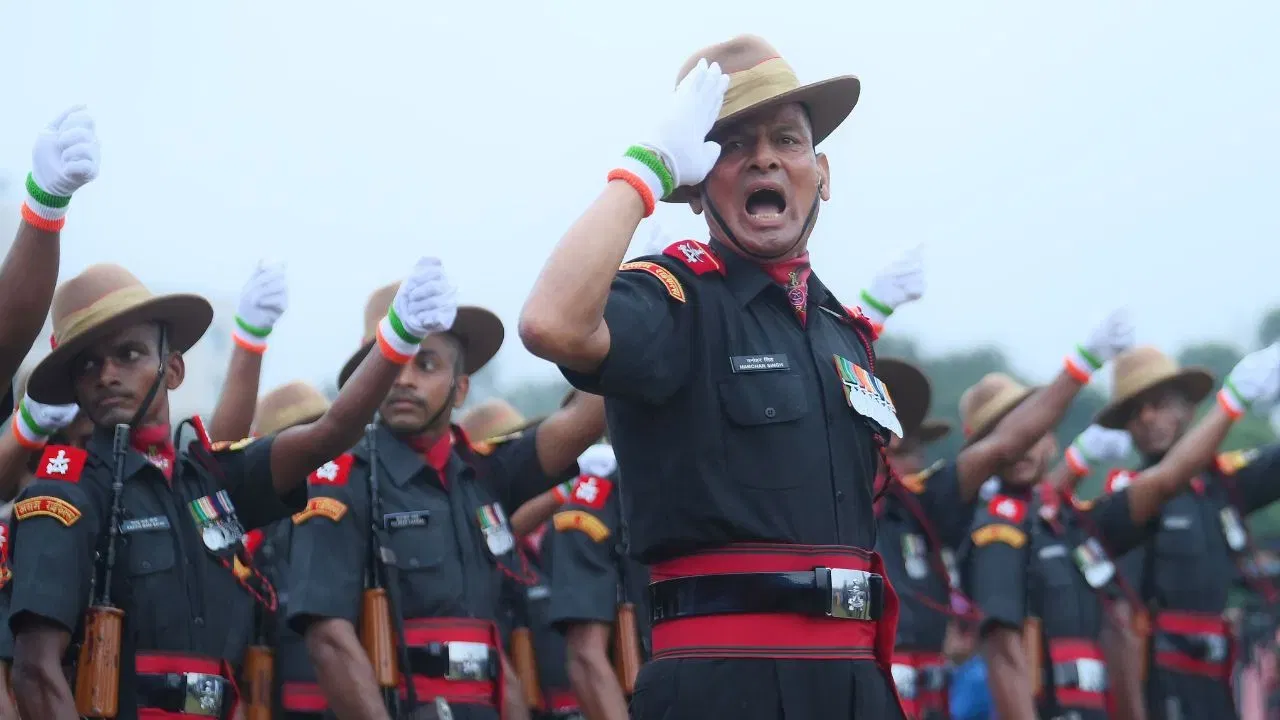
top-left (570, 475), bottom-right (613, 510)
top-left (309, 454), bottom-right (354, 486)
top-left (14, 495), bottom-right (81, 527)
top-left (971, 523), bottom-right (1027, 549)
top-left (35, 445), bottom-right (86, 483)
top-left (1216, 448), bottom-right (1258, 476)
top-left (619, 261), bottom-right (686, 303)
top-left (553, 509), bottom-right (611, 543)
top-left (988, 494), bottom-right (1027, 524)
top-left (663, 239), bottom-right (725, 276)
top-left (1105, 469), bottom-right (1134, 494)
top-left (210, 437), bottom-right (256, 453)
top-left (293, 497), bottom-right (348, 524)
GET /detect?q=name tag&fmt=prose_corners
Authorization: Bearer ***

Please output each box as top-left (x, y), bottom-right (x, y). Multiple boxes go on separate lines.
top-left (730, 354), bottom-right (790, 373)
top-left (1163, 515), bottom-right (1192, 530)
top-left (1039, 544), bottom-right (1067, 559)
top-left (526, 585), bottom-right (550, 600)
top-left (384, 510), bottom-right (430, 530)
top-left (121, 516), bottom-right (171, 534)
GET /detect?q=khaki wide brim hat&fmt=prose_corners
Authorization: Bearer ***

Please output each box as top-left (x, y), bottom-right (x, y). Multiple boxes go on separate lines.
top-left (1095, 346), bottom-right (1214, 430)
top-left (338, 281), bottom-right (504, 388)
top-left (959, 372), bottom-right (1037, 445)
top-left (27, 264), bottom-right (213, 404)
top-left (875, 358), bottom-right (933, 440)
top-left (254, 381), bottom-right (331, 437)
top-left (459, 398), bottom-right (532, 443)
top-left (666, 34), bottom-right (861, 204)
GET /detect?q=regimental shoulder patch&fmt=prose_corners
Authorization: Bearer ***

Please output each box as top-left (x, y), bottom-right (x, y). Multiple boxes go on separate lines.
top-left (1217, 448), bottom-right (1258, 477)
top-left (470, 441), bottom-right (493, 457)
top-left (988, 494), bottom-right (1027, 524)
top-left (210, 437), bottom-right (256, 453)
top-left (971, 523), bottom-right (1027, 549)
top-left (14, 495), bottom-right (82, 527)
top-left (569, 475), bottom-right (613, 510)
top-left (292, 497), bottom-right (348, 524)
top-left (900, 459), bottom-right (945, 495)
top-left (475, 430), bottom-right (523, 456)
top-left (1105, 469), bottom-right (1134, 494)
top-left (663, 239), bottom-right (725, 276)
top-left (619, 261), bottom-right (686, 303)
top-left (34, 445), bottom-right (86, 482)
top-left (553, 509), bottom-right (611, 542)
top-left (1071, 496), bottom-right (1095, 512)
top-left (308, 454), bottom-right (354, 486)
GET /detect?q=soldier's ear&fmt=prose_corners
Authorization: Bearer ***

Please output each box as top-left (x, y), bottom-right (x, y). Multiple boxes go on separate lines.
top-left (165, 351), bottom-right (185, 391)
top-left (817, 154), bottom-right (831, 201)
top-left (452, 375), bottom-right (470, 409)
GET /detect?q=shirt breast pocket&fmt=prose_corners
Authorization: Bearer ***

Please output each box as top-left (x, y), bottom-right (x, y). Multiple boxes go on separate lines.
top-left (1039, 556), bottom-right (1083, 628)
top-left (125, 536), bottom-right (179, 641)
top-left (717, 373), bottom-right (810, 490)
top-left (387, 522), bottom-right (463, 615)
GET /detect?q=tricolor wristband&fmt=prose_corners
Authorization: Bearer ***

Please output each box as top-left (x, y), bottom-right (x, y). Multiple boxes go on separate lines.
top-left (552, 479), bottom-right (577, 503)
top-left (12, 400), bottom-right (53, 450)
top-left (607, 145), bottom-right (673, 218)
top-left (858, 290), bottom-right (892, 331)
top-left (21, 173), bottom-right (71, 233)
top-left (1217, 382), bottom-right (1247, 421)
top-left (1064, 443), bottom-right (1091, 477)
top-left (1064, 344), bottom-right (1103, 384)
top-left (375, 307), bottom-right (422, 364)
top-left (232, 316), bottom-right (271, 355)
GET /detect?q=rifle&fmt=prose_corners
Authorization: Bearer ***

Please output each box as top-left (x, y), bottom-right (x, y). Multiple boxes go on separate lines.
top-left (74, 424), bottom-right (129, 718)
top-left (244, 561), bottom-right (274, 720)
top-left (509, 594), bottom-right (543, 709)
top-left (610, 470), bottom-right (641, 694)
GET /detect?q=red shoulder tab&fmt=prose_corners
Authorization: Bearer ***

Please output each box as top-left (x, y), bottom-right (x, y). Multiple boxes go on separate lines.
top-left (35, 445), bottom-right (86, 483)
top-left (988, 494), bottom-right (1027, 524)
top-left (842, 305), bottom-right (881, 341)
top-left (242, 528), bottom-right (265, 557)
top-left (189, 415), bottom-right (213, 451)
top-left (569, 475), bottom-right (613, 510)
top-left (309, 453), bottom-right (354, 486)
top-left (663, 240), bottom-right (725, 276)
top-left (1104, 469), bottom-right (1133, 494)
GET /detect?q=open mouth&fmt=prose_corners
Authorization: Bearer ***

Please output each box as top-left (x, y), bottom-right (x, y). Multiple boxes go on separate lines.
top-left (745, 188), bottom-right (787, 219)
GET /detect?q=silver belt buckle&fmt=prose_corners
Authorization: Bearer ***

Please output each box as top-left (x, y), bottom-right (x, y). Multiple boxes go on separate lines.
top-left (1202, 634), bottom-right (1229, 663)
top-left (891, 663), bottom-right (918, 699)
top-left (825, 568), bottom-right (873, 620)
top-left (1075, 659), bottom-right (1108, 693)
top-left (180, 672), bottom-right (226, 716)
top-left (445, 640), bottom-right (491, 681)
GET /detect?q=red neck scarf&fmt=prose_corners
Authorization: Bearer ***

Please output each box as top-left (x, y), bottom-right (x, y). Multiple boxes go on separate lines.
top-left (407, 430), bottom-right (454, 486)
top-left (132, 425), bottom-right (175, 481)
top-left (759, 253), bottom-right (812, 326)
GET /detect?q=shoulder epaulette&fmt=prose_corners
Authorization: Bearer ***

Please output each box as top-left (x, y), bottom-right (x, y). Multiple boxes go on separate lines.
top-left (842, 305), bottom-right (880, 341)
top-left (1216, 448), bottom-right (1258, 477)
top-left (308, 453), bottom-right (354, 487)
top-left (34, 445), bottom-right (87, 483)
top-left (1104, 469), bottom-right (1134, 494)
top-left (662, 239), bottom-right (725, 276)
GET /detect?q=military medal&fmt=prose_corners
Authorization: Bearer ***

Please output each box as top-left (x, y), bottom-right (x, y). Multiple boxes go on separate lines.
top-left (941, 547), bottom-right (960, 588)
top-left (833, 355), bottom-right (903, 437)
top-left (1219, 506), bottom-right (1248, 552)
top-left (902, 534), bottom-right (928, 580)
top-left (476, 503), bottom-right (515, 556)
top-left (188, 490), bottom-right (245, 556)
top-left (1071, 537), bottom-right (1116, 589)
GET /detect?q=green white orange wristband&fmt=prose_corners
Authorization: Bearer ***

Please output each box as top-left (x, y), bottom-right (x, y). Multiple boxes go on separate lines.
top-left (376, 306), bottom-right (422, 364)
top-left (1064, 440), bottom-right (1093, 477)
top-left (20, 173), bottom-right (71, 233)
top-left (552, 478), bottom-right (578, 503)
top-left (232, 316), bottom-right (271, 355)
top-left (607, 145), bottom-right (674, 218)
top-left (12, 399), bottom-right (54, 450)
top-left (1064, 344), bottom-right (1103, 384)
top-left (858, 290), bottom-right (892, 335)
top-left (1217, 381), bottom-right (1247, 420)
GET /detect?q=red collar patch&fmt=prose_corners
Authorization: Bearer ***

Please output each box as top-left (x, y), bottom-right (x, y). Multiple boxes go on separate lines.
top-left (988, 494), bottom-right (1027, 524)
top-left (35, 445), bottom-right (87, 483)
top-left (663, 240), bottom-right (725, 276)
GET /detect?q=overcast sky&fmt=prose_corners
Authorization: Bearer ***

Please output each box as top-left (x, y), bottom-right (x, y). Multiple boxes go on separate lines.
top-left (2, 1), bottom-right (1278, 408)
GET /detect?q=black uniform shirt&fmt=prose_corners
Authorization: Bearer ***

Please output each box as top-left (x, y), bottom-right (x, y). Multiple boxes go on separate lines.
top-left (561, 239), bottom-right (890, 564)
top-left (516, 528), bottom-right (574, 699)
top-left (4, 428), bottom-right (301, 717)
top-left (1115, 444), bottom-right (1280, 615)
top-left (0, 516), bottom-right (11, 663)
top-left (286, 424), bottom-right (557, 633)
top-left (252, 517), bottom-right (320, 693)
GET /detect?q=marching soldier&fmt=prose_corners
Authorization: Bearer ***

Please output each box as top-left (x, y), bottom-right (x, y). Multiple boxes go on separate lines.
top-left (1099, 346), bottom-right (1280, 719)
top-left (962, 345), bottom-right (1280, 720)
top-left (522, 33), bottom-right (920, 718)
top-left (287, 281), bottom-right (606, 720)
top-left (5, 255), bottom-right (450, 719)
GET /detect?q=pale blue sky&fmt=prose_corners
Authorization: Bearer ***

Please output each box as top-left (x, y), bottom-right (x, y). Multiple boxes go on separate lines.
top-left (1, 0), bottom-right (1277, 410)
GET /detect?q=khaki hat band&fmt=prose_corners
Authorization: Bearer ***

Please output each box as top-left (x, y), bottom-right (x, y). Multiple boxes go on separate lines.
top-left (723, 57), bottom-right (800, 118)
top-left (57, 286), bottom-right (155, 343)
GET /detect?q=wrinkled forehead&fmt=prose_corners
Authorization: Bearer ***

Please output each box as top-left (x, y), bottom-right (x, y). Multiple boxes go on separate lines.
top-left (711, 102), bottom-right (812, 141)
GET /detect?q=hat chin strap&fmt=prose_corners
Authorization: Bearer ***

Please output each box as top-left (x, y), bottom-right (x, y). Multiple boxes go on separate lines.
top-left (393, 380), bottom-right (458, 439)
top-left (130, 325), bottom-right (168, 431)
top-left (703, 187), bottom-right (821, 262)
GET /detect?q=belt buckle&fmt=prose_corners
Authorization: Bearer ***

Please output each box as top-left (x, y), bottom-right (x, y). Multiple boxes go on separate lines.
top-left (891, 663), bottom-right (918, 699)
top-left (180, 672), bottom-right (226, 716)
top-left (1200, 634), bottom-right (1229, 663)
top-left (1075, 659), bottom-right (1108, 693)
top-left (445, 641), bottom-right (490, 681)
top-left (822, 567), bottom-right (873, 620)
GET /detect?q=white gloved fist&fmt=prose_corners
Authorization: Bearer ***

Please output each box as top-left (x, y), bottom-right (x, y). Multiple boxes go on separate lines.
top-left (12, 395), bottom-right (80, 450)
top-left (24, 105), bottom-right (101, 231)
top-left (1269, 405), bottom-right (1280, 437)
top-left (1067, 308), bottom-right (1135, 381)
top-left (1219, 342), bottom-right (1280, 418)
top-left (377, 258), bottom-right (458, 362)
top-left (859, 246), bottom-right (924, 327)
top-left (1065, 425), bottom-right (1132, 476)
top-left (615, 58), bottom-right (730, 209)
top-left (232, 261), bottom-right (288, 353)
top-left (577, 443), bottom-right (618, 478)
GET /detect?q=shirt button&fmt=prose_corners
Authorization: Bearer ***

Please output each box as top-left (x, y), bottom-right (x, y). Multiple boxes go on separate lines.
top-left (141, 561), bottom-right (152, 570)
top-left (194, 617), bottom-right (205, 627)
top-left (764, 407), bottom-right (777, 419)
top-left (836, 491), bottom-right (846, 502)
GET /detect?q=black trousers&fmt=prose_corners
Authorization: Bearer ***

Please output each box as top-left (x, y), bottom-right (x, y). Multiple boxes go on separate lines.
top-left (1146, 667), bottom-right (1237, 720)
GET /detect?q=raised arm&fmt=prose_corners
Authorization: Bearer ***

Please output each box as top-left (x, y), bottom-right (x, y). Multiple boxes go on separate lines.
top-left (0, 397), bottom-right (78, 501)
top-left (208, 262), bottom-right (288, 442)
top-left (855, 246), bottom-right (923, 338)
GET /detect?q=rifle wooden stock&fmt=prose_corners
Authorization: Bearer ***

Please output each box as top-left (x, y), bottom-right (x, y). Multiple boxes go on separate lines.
top-left (1133, 609), bottom-right (1151, 685)
top-left (1021, 616), bottom-right (1043, 699)
top-left (360, 588), bottom-right (399, 688)
top-left (74, 605), bottom-right (124, 718)
top-left (244, 644), bottom-right (274, 720)
top-left (613, 603), bottom-right (640, 695)
top-left (510, 627), bottom-right (543, 709)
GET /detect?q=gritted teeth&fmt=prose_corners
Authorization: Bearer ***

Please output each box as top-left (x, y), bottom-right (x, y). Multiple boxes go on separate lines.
top-left (746, 188), bottom-right (786, 217)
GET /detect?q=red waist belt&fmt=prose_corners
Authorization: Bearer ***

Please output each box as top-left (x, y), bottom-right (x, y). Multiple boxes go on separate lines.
top-left (400, 617), bottom-right (504, 710)
top-left (281, 681), bottom-right (328, 713)
top-left (1046, 638), bottom-right (1107, 711)
top-left (543, 687), bottom-right (580, 713)
top-left (136, 652), bottom-right (239, 720)
top-left (891, 650), bottom-right (948, 719)
top-left (647, 542), bottom-right (900, 665)
top-left (1154, 611), bottom-right (1234, 679)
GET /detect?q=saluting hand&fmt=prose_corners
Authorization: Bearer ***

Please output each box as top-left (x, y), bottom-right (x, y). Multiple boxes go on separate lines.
top-left (392, 257), bottom-right (459, 341)
top-left (23, 105), bottom-right (101, 231)
top-left (233, 260), bottom-right (288, 353)
top-left (1219, 342), bottom-right (1280, 418)
top-left (1067, 425), bottom-right (1132, 473)
top-left (12, 395), bottom-right (79, 450)
top-left (633, 58), bottom-right (730, 200)
top-left (859, 245), bottom-right (924, 328)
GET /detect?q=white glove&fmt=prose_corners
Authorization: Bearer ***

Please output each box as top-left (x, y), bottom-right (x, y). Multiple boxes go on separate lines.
top-left (859, 246), bottom-right (924, 328)
top-left (1065, 425), bottom-right (1132, 476)
top-left (1066, 308), bottom-right (1135, 381)
top-left (232, 261), bottom-right (288, 353)
top-left (1219, 342), bottom-right (1280, 418)
top-left (577, 443), bottom-right (618, 478)
top-left (23, 105), bottom-right (101, 231)
top-left (641, 219), bottom-right (676, 256)
top-left (615, 58), bottom-right (730, 208)
top-left (11, 395), bottom-right (79, 450)
top-left (376, 258), bottom-right (458, 362)
top-left (1270, 406), bottom-right (1280, 437)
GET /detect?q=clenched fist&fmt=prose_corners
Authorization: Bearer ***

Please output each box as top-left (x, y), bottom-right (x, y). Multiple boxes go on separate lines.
top-left (23, 105), bottom-right (101, 232)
